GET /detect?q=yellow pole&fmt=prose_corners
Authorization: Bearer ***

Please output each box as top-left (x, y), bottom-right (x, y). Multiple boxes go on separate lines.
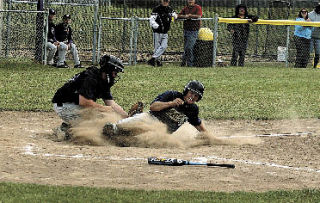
top-left (218, 18), bottom-right (320, 27)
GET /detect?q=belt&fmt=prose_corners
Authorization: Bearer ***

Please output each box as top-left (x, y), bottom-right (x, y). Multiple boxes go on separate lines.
top-left (57, 102), bottom-right (63, 107)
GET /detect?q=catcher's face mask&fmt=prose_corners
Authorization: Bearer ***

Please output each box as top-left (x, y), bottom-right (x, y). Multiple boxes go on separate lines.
top-left (112, 70), bottom-right (121, 83)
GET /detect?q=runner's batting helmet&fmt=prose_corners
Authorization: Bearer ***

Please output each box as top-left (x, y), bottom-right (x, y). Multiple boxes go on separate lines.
top-left (183, 80), bottom-right (205, 101)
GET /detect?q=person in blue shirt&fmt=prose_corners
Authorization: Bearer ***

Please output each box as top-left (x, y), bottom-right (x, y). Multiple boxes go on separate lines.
top-left (294, 8), bottom-right (312, 68)
top-left (308, 4), bottom-right (320, 68)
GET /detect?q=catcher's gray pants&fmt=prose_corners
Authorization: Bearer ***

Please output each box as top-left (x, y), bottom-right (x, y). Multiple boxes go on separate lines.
top-left (46, 42), bottom-right (57, 65)
top-left (57, 42), bottom-right (80, 66)
top-left (53, 103), bottom-right (82, 124)
top-left (152, 32), bottom-right (168, 59)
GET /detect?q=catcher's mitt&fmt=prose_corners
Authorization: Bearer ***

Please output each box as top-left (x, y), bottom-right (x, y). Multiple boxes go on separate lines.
top-left (128, 101), bottom-right (144, 117)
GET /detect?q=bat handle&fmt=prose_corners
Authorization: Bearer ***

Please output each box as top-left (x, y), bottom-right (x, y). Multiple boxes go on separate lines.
top-left (207, 163), bottom-right (235, 168)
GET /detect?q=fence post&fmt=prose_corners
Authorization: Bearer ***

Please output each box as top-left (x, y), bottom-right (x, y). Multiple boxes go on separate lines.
top-left (0, 1), bottom-right (3, 55)
top-left (5, 0), bottom-right (12, 57)
top-left (285, 25), bottom-right (290, 68)
top-left (42, 10), bottom-right (48, 65)
top-left (92, 0), bottom-right (99, 64)
top-left (133, 17), bottom-right (138, 65)
top-left (97, 17), bottom-right (102, 64)
top-left (35, 0), bottom-right (44, 62)
top-left (129, 17), bottom-right (134, 65)
top-left (122, 0), bottom-right (127, 54)
top-left (212, 14), bottom-right (219, 67)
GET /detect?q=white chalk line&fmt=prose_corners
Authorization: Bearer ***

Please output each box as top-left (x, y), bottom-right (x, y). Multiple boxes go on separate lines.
top-left (194, 156), bottom-right (320, 173)
top-left (22, 144), bottom-right (144, 161)
top-left (21, 143), bottom-right (320, 174)
top-left (220, 132), bottom-right (312, 139)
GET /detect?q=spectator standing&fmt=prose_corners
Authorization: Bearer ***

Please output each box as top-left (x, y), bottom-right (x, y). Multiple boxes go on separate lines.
top-left (178, 0), bottom-right (202, 67)
top-left (294, 9), bottom-right (312, 68)
top-left (147, 0), bottom-right (177, 67)
top-left (308, 3), bottom-right (320, 68)
top-left (227, 4), bottom-right (258, 67)
top-left (46, 8), bottom-right (59, 66)
top-left (55, 14), bottom-right (83, 68)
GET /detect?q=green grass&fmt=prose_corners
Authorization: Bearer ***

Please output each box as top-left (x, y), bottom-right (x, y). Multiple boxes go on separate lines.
top-left (1, 182), bottom-right (320, 203)
top-left (1, 59), bottom-right (320, 201)
top-left (1, 59), bottom-right (320, 120)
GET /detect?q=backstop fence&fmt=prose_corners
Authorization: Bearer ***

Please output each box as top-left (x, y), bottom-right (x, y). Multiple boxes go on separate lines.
top-left (98, 16), bottom-right (320, 67)
top-left (1, 0), bottom-right (320, 67)
top-left (0, 9), bottom-right (48, 63)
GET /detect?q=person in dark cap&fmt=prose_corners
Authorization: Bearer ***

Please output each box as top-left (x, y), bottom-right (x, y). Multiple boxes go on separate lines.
top-left (46, 8), bottom-right (59, 66)
top-left (308, 3), bottom-right (320, 68)
top-left (227, 4), bottom-right (258, 67)
top-left (55, 14), bottom-right (83, 68)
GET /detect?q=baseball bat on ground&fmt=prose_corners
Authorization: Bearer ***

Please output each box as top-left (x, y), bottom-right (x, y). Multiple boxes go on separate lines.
top-left (148, 157), bottom-right (235, 168)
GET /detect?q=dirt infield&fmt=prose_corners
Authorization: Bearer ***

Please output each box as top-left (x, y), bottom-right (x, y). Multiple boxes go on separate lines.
top-left (0, 111), bottom-right (320, 192)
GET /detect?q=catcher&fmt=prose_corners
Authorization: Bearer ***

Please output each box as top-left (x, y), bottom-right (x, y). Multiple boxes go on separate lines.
top-left (103, 80), bottom-right (207, 143)
top-left (52, 54), bottom-right (128, 139)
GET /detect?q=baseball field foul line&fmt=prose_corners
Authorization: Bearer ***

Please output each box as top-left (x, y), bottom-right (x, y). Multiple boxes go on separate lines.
top-left (220, 132), bottom-right (312, 139)
top-left (196, 156), bottom-right (320, 173)
top-left (21, 143), bottom-right (320, 173)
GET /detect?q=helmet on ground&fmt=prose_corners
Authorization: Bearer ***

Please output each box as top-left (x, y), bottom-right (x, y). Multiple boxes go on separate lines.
top-left (63, 14), bottom-right (71, 20)
top-left (99, 54), bottom-right (124, 74)
top-left (49, 8), bottom-right (56, 15)
top-left (183, 80), bottom-right (205, 101)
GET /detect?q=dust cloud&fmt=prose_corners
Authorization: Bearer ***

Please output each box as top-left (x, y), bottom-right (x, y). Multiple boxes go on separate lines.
top-left (68, 109), bottom-right (261, 148)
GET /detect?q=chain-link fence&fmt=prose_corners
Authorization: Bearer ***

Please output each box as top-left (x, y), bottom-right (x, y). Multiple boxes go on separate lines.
top-left (98, 16), bottom-right (320, 67)
top-left (2, 0), bottom-right (98, 63)
top-left (0, 9), bottom-right (47, 62)
top-left (1, 0), bottom-right (320, 66)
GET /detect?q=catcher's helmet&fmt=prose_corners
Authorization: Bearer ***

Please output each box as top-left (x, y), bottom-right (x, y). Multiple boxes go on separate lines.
top-left (183, 80), bottom-right (205, 101)
top-left (99, 54), bottom-right (124, 74)
top-left (49, 8), bottom-right (56, 15)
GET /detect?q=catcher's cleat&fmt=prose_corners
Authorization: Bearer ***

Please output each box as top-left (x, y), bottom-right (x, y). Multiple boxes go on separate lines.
top-left (52, 122), bottom-right (71, 141)
top-left (103, 123), bottom-right (118, 137)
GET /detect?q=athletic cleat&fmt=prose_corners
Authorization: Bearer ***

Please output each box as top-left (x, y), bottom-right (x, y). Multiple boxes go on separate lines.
top-left (57, 61), bottom-right (69, 68)
top-left (74, 63), bottom-right (84, 68)
top-left (147, 58), bottom-right (156, 66)
top-left (103, 123), bottom-right (118, 137)
top-left (156, 60), bottom-right (162, 67)
top-left (52, 122), bottom-right (71, 141)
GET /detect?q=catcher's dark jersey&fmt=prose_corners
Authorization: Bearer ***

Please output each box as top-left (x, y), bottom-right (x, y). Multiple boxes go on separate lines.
top-left (151, 5), bottom-right (174, 34)
top-left (55, 23), bottom-right (73, 44)
top-left (52, 67), bottom-right (113, 105)
top-left (150, 90), bottom-right (201, 133)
